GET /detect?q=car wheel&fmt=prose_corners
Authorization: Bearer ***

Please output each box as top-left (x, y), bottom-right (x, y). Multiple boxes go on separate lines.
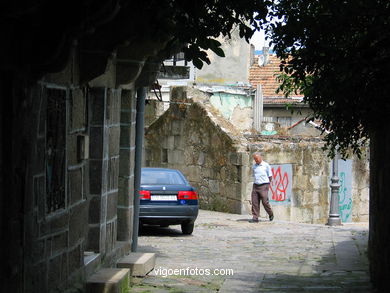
top-left (181, 222), bottom-right (194, 235)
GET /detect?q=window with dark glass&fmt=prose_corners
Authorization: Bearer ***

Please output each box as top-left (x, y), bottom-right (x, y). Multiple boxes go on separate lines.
top-left (46, 88), bottom-right (66, 213)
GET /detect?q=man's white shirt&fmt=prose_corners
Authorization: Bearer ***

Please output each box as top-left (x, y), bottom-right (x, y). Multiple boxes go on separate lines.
top-left (252, 161), bottom-right (272, 184)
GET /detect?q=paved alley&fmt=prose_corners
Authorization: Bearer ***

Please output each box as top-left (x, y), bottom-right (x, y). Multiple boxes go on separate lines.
top-left (133, 210), bottom-right (371, 292)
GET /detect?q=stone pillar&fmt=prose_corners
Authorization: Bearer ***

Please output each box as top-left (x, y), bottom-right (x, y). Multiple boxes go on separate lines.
top-left (117, 89), bottom-right (137, 242)
top-left (88, 87), bottom-right (121, 254)
top-left (87, 87), bottom-right (108, 253)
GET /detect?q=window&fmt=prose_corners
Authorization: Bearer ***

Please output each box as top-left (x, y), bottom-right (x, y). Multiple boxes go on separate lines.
top-left (141, 170), bottom-right (186, 185)
top-left (46, 88), bottom-right (66, 213)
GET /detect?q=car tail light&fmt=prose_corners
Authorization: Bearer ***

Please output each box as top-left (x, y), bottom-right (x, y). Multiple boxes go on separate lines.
top-left (178, 191), bottom-right (198, 200)
top-left (139, 190), bottom-right (151, 200)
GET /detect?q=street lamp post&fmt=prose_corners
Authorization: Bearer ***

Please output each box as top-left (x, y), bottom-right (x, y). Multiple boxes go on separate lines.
top-left (328, 151), bottom-right (342, 226)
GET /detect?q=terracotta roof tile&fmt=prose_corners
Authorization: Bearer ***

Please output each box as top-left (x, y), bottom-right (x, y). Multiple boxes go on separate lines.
top-left (249, 55), bottom-right (304, 103)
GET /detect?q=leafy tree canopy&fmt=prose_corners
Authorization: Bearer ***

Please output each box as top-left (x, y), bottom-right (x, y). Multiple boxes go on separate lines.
top-left (266, 0), bottom-right (390, 158)
top-left (135, 0), bottom-right (270, 68)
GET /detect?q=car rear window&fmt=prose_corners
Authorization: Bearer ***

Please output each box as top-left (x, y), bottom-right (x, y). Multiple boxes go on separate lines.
top-left (141, 170), bottom-right (186, 185)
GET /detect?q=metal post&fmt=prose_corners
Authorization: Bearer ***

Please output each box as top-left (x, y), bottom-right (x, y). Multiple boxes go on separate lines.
top-left (254, 84), bottom-right (263, 132)
top-left (131, 87), bottom-right (146, 251)
top-left (328, 150), bottom-right (342, 226)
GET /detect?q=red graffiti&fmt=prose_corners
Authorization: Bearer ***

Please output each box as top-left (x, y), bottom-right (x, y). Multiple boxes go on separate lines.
top-left (270, 166), bottom-right (289, 201)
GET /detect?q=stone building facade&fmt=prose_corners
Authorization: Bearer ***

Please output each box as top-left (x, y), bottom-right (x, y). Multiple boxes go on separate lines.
top-left (145, 87), bottom-right (369, 224)
top-left (1, 31), bottom-right (166, 293)
top-left (2, 50), bottom-right (141, 293)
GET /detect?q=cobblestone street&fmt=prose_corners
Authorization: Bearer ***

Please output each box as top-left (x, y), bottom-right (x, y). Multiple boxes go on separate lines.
top-left (133, 210), bottom-right (371, 292)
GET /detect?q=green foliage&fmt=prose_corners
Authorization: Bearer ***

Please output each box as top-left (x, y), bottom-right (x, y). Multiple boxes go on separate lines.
top-left (267, 0), bottom-right (390, 158)
top-left (133, 0), bottom-right (270, 68)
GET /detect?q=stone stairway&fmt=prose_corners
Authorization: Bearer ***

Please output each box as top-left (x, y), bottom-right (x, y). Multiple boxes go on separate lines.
top-left (86, 253), bottom-right (156, 293)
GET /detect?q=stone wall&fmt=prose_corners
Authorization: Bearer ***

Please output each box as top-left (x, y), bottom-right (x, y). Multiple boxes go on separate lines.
top-left (87, 88), bottom-right (121, 255)
top-left (145, 87), bottom-right (370, 224)
top-left (145, 87), bottom-right (244, 213)
top-left (21, 60), bottom-right (92, 293)
top-left (242, 140), bottom-right (369, 224)
top-left (7, 49), bottom-right (138, 293)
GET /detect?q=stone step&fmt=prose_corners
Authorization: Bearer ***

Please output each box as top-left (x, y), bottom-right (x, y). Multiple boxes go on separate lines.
top-left (86, 268), bottom-right (130, 293)
top-left (117, 252), bottom-right (156, 277)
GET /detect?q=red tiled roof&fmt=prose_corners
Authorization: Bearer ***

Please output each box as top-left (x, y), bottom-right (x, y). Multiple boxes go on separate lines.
top-left (249, 55), bottom-right (304, 101)
top-left (263, 98), bottom-right (303, 104)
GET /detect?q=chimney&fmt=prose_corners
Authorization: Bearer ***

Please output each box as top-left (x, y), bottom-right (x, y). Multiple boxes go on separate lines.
top-left (262, 46), bottom-right (269, 66)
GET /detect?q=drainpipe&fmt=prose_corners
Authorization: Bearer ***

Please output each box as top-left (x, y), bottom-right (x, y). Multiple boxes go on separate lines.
top-left (131, 87), bottom-right (146, 251)
top-left (253, 84), bottom-right (263, 133)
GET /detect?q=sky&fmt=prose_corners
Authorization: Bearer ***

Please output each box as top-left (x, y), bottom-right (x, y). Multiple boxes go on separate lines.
top-left (250, 29), bottom-right (272, 50)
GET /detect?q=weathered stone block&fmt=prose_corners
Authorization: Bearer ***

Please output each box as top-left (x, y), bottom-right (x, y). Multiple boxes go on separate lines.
top-left (118, 176), bottom-right (132, 206)
top-left (119, 149), bottom-right (131, 177)
top-left (31, 239), bottom-right (45, 264)
top-left (48, 254), bottom-right (63, 291)
top-left (70, 88), bottom-right (86, 131)
top-left (107, 192), bottom-right (118, 221)
top-left (25, 261), bottom-right (47, 293)
top-left (100, 224), bottom-right (107, 254)
top-left (89, 87), bottom-right (106, 126)
top-left (171, 120), bottom-right (182, 135)
top-left (108, 157), bottom-right (119, 191)
top-left (106, 89), bottom-right (121, 125)
top-left (51, 231), bottom-right (68, 257)
top-left (109, 126), bottom-right (120, 157)
top-left (41, 212), bottom-right (69, 235)
top-left (121, 89), bottom-right (136, 111)
top-left (37, 91), bottom-right (47, 138)
top-left (186, 166), bottom-right (201, 181)
top-left (89, 195), bottom-right (101, 224)
top-left (33, 138), bottom-right (46, 174)
top-left (174, 135), bottom-right (185, 150)
top-left (86, 268), bottom-right (130, 293)
top-left (33, 175), bottom-right (45, 216)
top-left (69, 168), bottom-right (83, 205)
top-left (89, 159), bottom-right (103, 194)
top-left (167, 135), bottom-right (175, 149)
top-left (208, 179), bottom-right (220, 193)
top-left (197, 152), bottom-right (205, 166)
top-left (68, 244), bottom-right (83, 273)
top-left (117, 253), bottom-right (156, 276)
top-left (87, 226), bottom-right (101, 252)
top-left (119, 125), bottom-right (135, 147)
top-left (67, 134), bottom-right (79, 166)
top-left (117, 206), bottom-right (133, 241)
top-left (105, 221), bottom-right (116, 253)
top-left (90, 126), bottom-right (104, 159)
top-left (172, 150), bottom-right (184, 164)
top-left (69, 201), bottom-right (88, 247)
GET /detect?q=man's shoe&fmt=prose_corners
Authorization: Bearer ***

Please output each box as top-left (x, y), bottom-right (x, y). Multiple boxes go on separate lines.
top-left (249, 218), bottom-right (259, 223)
top-left (269, 215), bottom-right (274, 221)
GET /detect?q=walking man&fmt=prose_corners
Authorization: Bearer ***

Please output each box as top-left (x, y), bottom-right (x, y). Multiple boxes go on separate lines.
top-left (250, 152), bottom-right (274, 222)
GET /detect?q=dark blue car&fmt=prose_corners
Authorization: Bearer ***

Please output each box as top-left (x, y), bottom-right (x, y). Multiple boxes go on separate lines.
top-left (139, 168), bottom-right (199, 235)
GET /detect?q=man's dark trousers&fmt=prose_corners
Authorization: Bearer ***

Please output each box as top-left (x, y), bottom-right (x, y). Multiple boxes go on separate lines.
top-left (251, 183), bottom-right (273, 219)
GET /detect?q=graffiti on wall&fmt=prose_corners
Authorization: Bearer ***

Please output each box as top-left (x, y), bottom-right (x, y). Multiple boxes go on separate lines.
top-left (329, 159), bottom-right (352, 222)
top-left (337, 159), bottom-right (353, 222)
top-left (269, 164), bottom-right (292, 205)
